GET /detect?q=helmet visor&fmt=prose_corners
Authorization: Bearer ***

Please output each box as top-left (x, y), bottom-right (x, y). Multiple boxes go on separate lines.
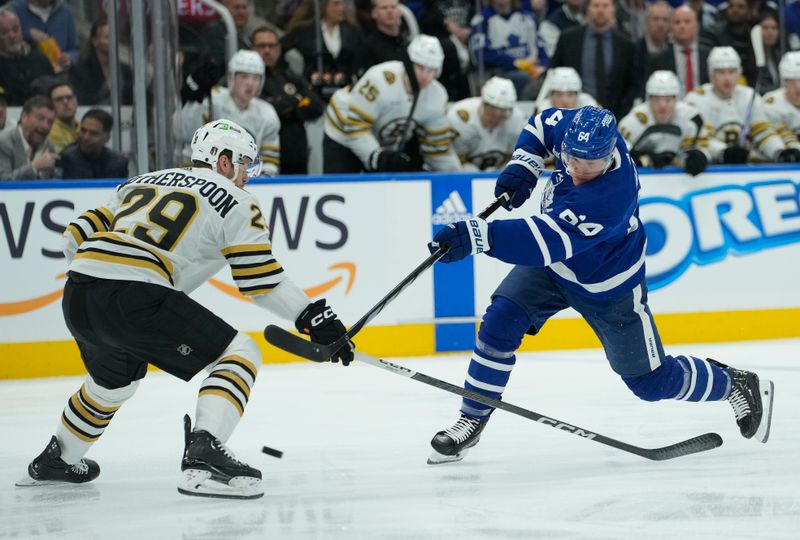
top-left (560, 148), bottom-right (612, 179)
top-left (241, 156), bottom-right (262, 178)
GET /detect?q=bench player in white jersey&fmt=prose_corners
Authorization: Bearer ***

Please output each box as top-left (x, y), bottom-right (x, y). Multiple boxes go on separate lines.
top-left (15, 120), bottom-right (353, 499)
top-left (684, 46), bottom-right (799, 164)
top-left (533, 67), bottom-right (598, 114)
top-left (323, 34), bottom-right (461, 173)
top-left (425, 106), bottom-right (773, 464)
top-left (447, 77), bottom-right (528, 172)
top-left (182, 50), bottom-right (282, 175)
top-left (763, 51), bottom-right (800, 153)
top-left (619, 70), bottom-right (719, 175)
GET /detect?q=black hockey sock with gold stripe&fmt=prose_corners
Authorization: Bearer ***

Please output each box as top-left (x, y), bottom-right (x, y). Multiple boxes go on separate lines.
top-left (195, 333), bottom-right (261, 443)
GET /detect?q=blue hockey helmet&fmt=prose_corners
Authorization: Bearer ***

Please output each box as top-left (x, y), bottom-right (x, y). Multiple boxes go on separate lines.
top-left (561, 106), bottom-right (618, 161)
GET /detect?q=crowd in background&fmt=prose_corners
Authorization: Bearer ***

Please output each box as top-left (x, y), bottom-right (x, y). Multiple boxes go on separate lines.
top-left (1, 0), bottom-right (799, 181)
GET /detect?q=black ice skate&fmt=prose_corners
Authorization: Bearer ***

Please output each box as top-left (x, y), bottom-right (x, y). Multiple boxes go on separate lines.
top-left (710, 359), bottom-right (774, 443)
top-left (428, 414), bottom-right (488, 465)
top-left (178, 415), bottom-right (263, 500)
top-left (15, 436), bottom-right (100, 487)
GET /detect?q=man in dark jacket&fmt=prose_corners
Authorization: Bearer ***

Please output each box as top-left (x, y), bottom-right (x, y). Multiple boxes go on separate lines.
top-left (0, 6), bottom-right (54, 105)
top-left (60, 109), bottom-right (128, 179)
top-left (252, 27), bottom-right (324, 175)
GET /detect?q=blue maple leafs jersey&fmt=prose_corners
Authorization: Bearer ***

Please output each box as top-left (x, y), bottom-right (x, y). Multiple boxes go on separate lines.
top-left (488, 107), bottom-right (647, 299)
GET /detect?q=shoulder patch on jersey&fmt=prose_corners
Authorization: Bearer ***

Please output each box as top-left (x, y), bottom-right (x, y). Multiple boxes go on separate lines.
top-left (457, 109), bottom-right (470, 123)
top-left (766, 96), bottom-right (775, 104)
top-left (383, 70), bottom-right (396, 84)
top-left (695, 87), bottom-right (705, 95)
top-left (635, 111), bottom-right (648, 125)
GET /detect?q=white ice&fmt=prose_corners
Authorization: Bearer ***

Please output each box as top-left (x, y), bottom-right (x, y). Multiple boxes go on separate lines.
top-left (1, 339), bottom-right (799, 540)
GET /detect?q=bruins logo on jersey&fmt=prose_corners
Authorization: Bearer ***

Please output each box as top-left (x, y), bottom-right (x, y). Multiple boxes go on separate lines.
top-left (694, 87), bottom-right (705, 96)
top-left (384, 70), bottom-right (396, 84)
top-left (457, 109), bottom-right (469, 123)
top-left (635, 111), bottom-right (648, 125)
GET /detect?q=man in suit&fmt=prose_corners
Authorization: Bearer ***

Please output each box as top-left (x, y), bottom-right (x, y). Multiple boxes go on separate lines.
top-left (0, 94), bottom-right (57, 180)
top-left (550, 0), bottom-right (638, 119)
top-left (645, 5), bottom-right (712, 98)
top-left (60, 109), bottom-right (128, 179)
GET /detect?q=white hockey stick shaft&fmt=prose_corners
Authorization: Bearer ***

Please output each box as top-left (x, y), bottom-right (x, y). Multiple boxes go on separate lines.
top-left (740, 25), bottom-right (766, 145)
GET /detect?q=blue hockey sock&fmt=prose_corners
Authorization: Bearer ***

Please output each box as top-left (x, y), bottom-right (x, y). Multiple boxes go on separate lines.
top-left (674, 355), bottom-right (731, 402)
top-left (461, 344), bottom-right (516, 418)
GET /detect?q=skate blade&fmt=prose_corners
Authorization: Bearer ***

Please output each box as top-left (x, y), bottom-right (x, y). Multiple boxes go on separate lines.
top-left (754, 379), bottom-right (774, 444)
top-left (14, 475), bottom-right (78, 487)
top-left (427, 448), bottom-right (469, 465)
top-left (178, 469), bottom-right (263, 500)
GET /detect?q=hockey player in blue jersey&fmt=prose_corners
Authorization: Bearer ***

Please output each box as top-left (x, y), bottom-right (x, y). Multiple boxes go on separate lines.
top-left (426, 105), bottom-right (775, 464)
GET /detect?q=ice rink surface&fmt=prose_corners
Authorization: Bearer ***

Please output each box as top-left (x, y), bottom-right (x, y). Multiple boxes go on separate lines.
top-left (1, 339), bottom-right (798, 540)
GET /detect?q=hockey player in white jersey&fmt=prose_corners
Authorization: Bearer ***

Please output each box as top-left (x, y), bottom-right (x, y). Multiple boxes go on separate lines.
top-left (182, 50), bottom-right (282, 175)
top-left (619, 70), bottom-right (718, 175)
top-left (447, 76), bottom-right (527, 171)
top-left (684, 46), bottom-right (800, 164)
top-left (323, 34), bottom-right (461, 173)
top-left (763, 51), bottom-right (800, 152)
top-left (425, 105), bottom-right (774, 464)
top-left (533, 67), bottom-right (598, 114)
top-left (16, 120), bottom-right (353, 499)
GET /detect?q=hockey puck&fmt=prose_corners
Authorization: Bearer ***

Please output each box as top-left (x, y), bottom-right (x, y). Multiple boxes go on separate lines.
top-left (261, 445), bottom-right (283, 459)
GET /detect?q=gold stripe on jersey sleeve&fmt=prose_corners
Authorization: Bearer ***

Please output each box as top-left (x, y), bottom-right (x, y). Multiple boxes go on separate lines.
top-left (239, 283), bottom-right (280, 296)
top-left (349, 104), bottom-right (376, 123)
top-left (419, 136), bottom-right (453, 147)
top-left (328, 99), bottom-right (371, 128)
top-left (231, 261), bottom-right (282, 278)
top-left (199, 387), bottom-right (244, 416)
top-left (97, 206), bottom-right (114, 223)
top-left (82, 232), bottom-right (174, 281)
top-left (65, 223), bottom-right (87, 246)
top-left (326, 113), bottom-right (371, 136)
top-left (222, 244), bottom-right (272, 257)
top-left (80, 211), bottom-right (105, 233)
top-left (418, 125), bottom-right (453, 136)
top-left (748, 122), bottom-right (772, 138)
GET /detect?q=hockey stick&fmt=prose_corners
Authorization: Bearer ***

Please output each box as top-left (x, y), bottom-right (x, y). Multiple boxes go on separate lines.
top-left (397, 55), bottom-right (421, 152)
top-left (265, 192), bottom-right (511, 362)
top-left (353, 350), bottom-right (723, 461)
top-left (739, 24), bottom-right (766, 146)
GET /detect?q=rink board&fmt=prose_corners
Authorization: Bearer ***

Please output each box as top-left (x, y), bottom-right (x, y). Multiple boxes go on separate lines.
top-left (1, 165), bottom-right (799, 378)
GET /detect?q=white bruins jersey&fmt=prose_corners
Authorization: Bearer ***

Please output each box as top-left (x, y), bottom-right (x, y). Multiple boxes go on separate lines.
top-left (65, 167), bottom-right (285, 297)
top-left (618, 101), bottom-right (721, 158)
top-left (763, 88), bottom-right (800, 150)
top-left (534, 92), bottom-right (598, 115)
top-left (182, 88), bottom-right (281, 175)
top-left (684, 83), bottom-right (785, 161)
top-left (325, 60), bottom-right (460, 171)
top-left (447, 97), bottom-right (527, 171)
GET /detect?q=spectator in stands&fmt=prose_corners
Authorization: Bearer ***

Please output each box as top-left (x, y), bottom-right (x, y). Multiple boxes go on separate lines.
top-left (282, 0), bottom-right (363, 102)
top-left (0, 93), bottom-right (7, 132)
top-left (206, 0), bottom-right (282, 65)
top-left (534, 66), bottom-right (598, 113)
top-left (785, 1), bottom-right (800, 51)
top-left (646, 5), bottom-right (711, 98)
top-left (550, 0), bottom-right (638, 118)
top-left (353, 0), bottom-right (408, 77)
top-left (538, 0), bottom-right (584, 59)
top-left (615, 0), bottom-right (648, 43)
top-left (252, 27), bottom-right (325, 175)
top-left (710, 0), bottom-right (757, 85)
top-left (47, 80), bottom-right (77, 152)
top-left (60, 109), bottom-right (128, 179)
top-left (0, 95), bottom-right (57, 180)
top-left (0, 6), bottom-right (54, 105)
top-left (638, 1), bottom-right (671, 57)
top-left (685, 0), bottom-right (719, 32)
top-left (418, 0), bottom-right (474, 101)
top-left (757, 10), bottom-right (782, 95)
top-left (763, 52), bottom-right (800, 152)
top-left (181, 50), bottom-right (281, 176)
top-left (470, 0), bottom-right (542, 99)
top-left (70, 18), bottom-right (133, 105)
top-left (9, 0), bottom-right (79, 72)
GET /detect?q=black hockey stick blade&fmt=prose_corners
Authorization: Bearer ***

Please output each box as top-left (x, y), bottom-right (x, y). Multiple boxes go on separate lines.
top-left (264, 324), bottom-right (332, 363)
top-left (351, 351), bottom-right (723, 461)
top-left (265, 191), bottom-right (513, 363)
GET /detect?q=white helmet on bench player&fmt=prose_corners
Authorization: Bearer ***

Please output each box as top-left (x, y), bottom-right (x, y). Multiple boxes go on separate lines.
top-left (646, 70), bottom-right (681, 96)
top-left (779, 51), bottom-right (800, 81)
top-left (227, 49), bottom-right (265, 93)
top-left (707, 46), bottom-right (741, 76)
top-left (481, 76), bottom-right (517, 109)
top-left (191, 119), bottom-right (262, 178)
top-left (407, 34), bottom-right (444, 74)
top-left (549, 67), bottom-right (582, 93)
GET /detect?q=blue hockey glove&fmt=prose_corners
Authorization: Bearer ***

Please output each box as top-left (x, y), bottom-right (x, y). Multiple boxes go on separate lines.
top-left (495, 164), bottom-right (538, 210)
top-left (428, 218), bottom-right (490, 263)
